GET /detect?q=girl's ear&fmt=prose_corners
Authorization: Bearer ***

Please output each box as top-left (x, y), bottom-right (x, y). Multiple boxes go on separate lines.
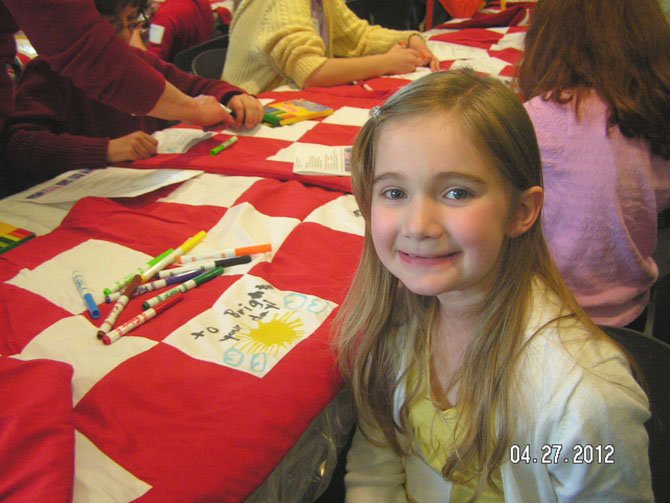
top-left (507, 186), bottom-right (543, 238)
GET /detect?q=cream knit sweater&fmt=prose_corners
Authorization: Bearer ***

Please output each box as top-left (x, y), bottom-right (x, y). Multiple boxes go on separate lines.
top-left (222, 0), bottom-right (414, 94)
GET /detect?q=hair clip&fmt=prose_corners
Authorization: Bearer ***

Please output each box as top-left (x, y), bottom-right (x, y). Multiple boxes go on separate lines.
top-left (369, 106), bottom-right (382, 121)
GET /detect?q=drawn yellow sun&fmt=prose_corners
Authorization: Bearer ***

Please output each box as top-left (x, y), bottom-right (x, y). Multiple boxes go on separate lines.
top-left (236, 312), bottom-right (304, 356)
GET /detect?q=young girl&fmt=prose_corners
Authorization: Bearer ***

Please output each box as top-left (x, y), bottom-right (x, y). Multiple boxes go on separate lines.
top-left (222, 0), bottom-right (440, 95)
top-left (517, 0), bottom-right (670, 330)
top-left (336, 69), bottom-right (652, 501)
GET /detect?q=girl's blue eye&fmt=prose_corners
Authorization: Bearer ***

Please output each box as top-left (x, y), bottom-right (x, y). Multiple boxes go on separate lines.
top-left (383, 188), bottom-right (405, 199)
top-left (445, 188), bottom-right (471, 200)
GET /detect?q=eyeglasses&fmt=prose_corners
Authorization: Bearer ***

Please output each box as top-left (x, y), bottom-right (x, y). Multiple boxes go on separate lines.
top-left (111, 12), bottom-right (147, 32)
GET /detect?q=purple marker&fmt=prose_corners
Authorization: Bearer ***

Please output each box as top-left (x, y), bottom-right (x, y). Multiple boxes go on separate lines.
top-left (104, 269), bottom-right (202, 303)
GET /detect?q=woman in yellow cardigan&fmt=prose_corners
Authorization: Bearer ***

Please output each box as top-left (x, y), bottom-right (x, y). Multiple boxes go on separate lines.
top-left (222, 0), bottom-right (440, 94)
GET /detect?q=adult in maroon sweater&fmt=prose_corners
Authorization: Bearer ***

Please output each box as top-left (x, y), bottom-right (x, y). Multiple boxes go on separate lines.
top-left (0, 0), bottom-right (234, 195)
top-left (5, 0), bottom-right (262, 193)
top-left (147, 0), bottom-right (215, 62)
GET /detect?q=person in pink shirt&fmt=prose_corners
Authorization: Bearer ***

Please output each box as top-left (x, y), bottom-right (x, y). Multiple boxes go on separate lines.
top-left (517, 0), bottom-right (670, 329)
top-left (146, 0), bottom-right (215, 62)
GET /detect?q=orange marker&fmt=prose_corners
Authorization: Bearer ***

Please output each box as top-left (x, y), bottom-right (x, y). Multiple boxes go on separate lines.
top-left (176, 243), bottom-right (272, 264)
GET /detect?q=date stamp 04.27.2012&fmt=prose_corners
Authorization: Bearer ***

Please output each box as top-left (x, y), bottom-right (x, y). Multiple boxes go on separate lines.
top-left (509, 444), bottom-right (615, 465)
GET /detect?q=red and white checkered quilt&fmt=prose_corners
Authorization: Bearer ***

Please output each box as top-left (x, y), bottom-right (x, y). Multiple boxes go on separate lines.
top-left (1, 175), bottom-right (364, 502)
top-left (0, 13), bottom-right (529, 502)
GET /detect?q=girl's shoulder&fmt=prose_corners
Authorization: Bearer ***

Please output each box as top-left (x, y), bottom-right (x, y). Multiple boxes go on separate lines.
top-left (518, 279), bottom-right (639, 402)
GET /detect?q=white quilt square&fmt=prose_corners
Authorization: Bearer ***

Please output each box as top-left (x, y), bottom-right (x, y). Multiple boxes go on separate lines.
top-left (190, 202), bottom-right (298, 267)
top-left (6, 239), bottom-right (155, 312)
top-left (158, 173), bottom-right (262, 207)
top-left (74, 431), bottom-right (151, 503)
top-left (15, 315), bottom-right (157, 404)
top-left (163, 274), bottom-right (336, 377)
top-left (304, 194), bottom-right (364, 236)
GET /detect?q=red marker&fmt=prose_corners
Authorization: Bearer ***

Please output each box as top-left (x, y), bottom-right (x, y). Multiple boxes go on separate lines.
top-left (102, 295), bottom-right (183, 345)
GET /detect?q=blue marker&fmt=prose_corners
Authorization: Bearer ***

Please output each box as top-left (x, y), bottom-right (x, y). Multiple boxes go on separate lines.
top-left (73, 270), bottom-right (101, 319)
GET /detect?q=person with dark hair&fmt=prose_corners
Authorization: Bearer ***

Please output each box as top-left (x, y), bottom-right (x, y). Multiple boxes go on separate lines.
top-left (0, 0), bottom-right (240, 195)
top-left (517, 0), bottom-right (670, 330)
top-left (3, 0), bottom-right (263, 192)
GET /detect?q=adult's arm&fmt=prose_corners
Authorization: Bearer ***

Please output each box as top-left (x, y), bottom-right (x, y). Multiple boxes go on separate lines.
top-left (5, 60), bottom-right (109, 187)
top-left (4, 0), bottom-right (228, 126)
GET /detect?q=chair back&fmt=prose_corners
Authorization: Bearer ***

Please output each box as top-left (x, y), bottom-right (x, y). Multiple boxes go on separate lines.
top-left (172, 34), bottom-right (229, 74)
top-left (601, 325), bottom-right (670, 500)
top-left (191, 48), bottom-right (228, 79)
top-left (651, 273), bottom-right (670, 344)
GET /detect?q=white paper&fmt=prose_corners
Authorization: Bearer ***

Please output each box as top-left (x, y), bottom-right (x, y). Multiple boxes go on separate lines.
top-left (427, 40), bottom-right (489, 61)
top-left (152, 128), bottom-right (215, 154)
top-left (292, 144), bottom-right (352, 176)
top-left (21, 168), bottom-right (203, 204)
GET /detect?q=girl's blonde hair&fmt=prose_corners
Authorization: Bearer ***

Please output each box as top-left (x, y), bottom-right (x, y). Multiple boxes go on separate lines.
top-left (335, 69), bottom-right (601, 497)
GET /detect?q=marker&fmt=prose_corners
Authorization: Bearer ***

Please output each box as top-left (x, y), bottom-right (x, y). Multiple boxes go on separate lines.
top-left (103, 248), bottom-right (173, 295)
top-left (72, 270), bottom-right (101, 319)
top-left (104, 269), bottom-right (201, 303)
top-left (142, 266), bottom-right (224, 310)
top-left (177, 243), bottom-right (272, 264)
top-left (97, 275), bottom-right (142, 338)
top-left (157, 255), bottom-right (251, 279)
top-left (102, 295), bottom-right (183, 345)
top-left (140, 231), bottom-right (206, 282)
top-left (210, 135), bottom-right (238, 156)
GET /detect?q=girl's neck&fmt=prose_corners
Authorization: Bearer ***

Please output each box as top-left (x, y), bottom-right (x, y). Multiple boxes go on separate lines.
top-left (429, 305), bottom-right (480, 407)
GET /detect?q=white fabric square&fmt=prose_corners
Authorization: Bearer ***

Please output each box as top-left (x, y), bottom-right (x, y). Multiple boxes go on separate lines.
top-left (158, 173), bottom-right (262, 207)
top-left (192, 202), bottom-right (298, 267)
top-left (491, 31), bottom-right (526, 51)
top-left (221, 120), bottom-right (317, 142)
top-left (304, 194), bottom-right (364, 236)
top-left (15, 315), bottom-right (157, 404)
top-left (163, 274), bottom-right (336, 377)
top-left (6, 239), bottom-right (154, 312)
top-left (321, 106), bottom-right (371, 126)
top-left (74, 430), bottom-right (152, 503)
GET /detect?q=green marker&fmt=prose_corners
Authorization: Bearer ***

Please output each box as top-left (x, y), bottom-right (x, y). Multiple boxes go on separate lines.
top-left (103, 248), bottom-right (174, 295)
top-left (210, 135), bottom-right (238, 156)
top-left (142, 266), bottom-right (225, 309)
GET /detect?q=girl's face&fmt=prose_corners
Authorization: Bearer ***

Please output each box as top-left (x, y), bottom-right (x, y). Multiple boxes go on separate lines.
top-left (370, 113), bottom-right (515, 309)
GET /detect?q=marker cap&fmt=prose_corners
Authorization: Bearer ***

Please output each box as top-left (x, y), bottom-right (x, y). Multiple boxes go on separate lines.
top-left (84, 293), bottom-right (101, 319)
top-left (193, 266), bottom-right (225, 286)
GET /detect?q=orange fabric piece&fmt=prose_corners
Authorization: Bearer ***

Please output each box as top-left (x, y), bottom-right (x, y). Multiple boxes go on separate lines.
top-left (438, 0), bottom-right (484, 18)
